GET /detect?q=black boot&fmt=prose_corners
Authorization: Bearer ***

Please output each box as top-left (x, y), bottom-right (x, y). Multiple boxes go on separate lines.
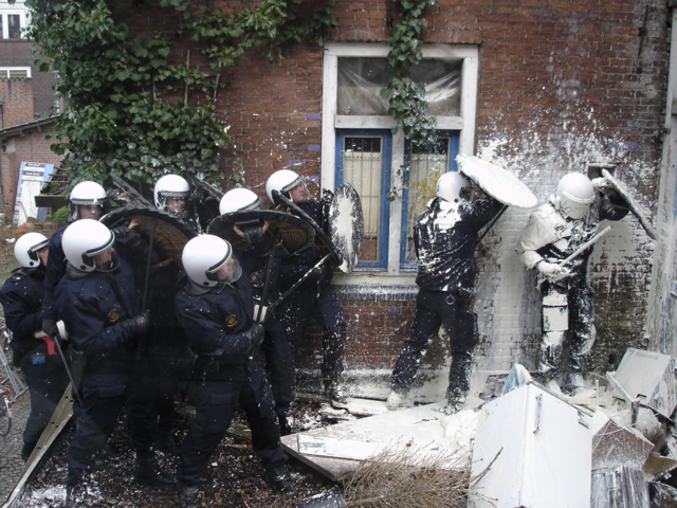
top-left (21, 442), bottom-right (36, 461)
top-left (177, 483), bottom-right (199, 508)
top-left (278, 415), bottom-right (293, 436)
top-left (262, 464), bottom-right (294, 493)
top-left (324, 380), bottom-right (348, 405)
top-left (134, 456), bottom-right (175, 487)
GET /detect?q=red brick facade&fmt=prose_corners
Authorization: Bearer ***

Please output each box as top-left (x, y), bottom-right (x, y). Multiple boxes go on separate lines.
top-left (0, 78), bottom-right (34, 129)
top-left (105, 1), bottom-right (672, 393)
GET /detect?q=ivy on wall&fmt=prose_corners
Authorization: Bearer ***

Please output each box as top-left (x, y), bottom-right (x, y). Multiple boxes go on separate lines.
top-left (382, 0), bottom-right (437, 150)
top-left (381, 0), bottom-right (437, 201)
top-left (25, 0), bottom-right (335, 187)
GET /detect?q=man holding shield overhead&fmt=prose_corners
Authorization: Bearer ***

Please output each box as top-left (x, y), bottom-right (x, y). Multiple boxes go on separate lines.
top-left (386, 171), bottom-right (505, 415)
top-left (517, 172), bottom-right (629, 394)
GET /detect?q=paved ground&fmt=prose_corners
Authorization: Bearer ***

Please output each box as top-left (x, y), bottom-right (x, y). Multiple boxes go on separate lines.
top-left (0, 366), bottom-right (30, 505)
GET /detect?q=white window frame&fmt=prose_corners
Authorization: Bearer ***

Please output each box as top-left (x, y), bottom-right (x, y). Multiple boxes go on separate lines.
top-left (0, 9), bottom-right (28, 39)
top-left (0, 66), bottom-right (31, 78)
top-left (322, 43), bottom-right (479, 285)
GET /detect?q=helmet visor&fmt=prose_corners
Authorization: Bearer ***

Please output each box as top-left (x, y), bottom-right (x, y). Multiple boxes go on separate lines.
top-left (207, 252), bottom-right (242, 284)
top-left (560, 196), bottom-right (590, 219)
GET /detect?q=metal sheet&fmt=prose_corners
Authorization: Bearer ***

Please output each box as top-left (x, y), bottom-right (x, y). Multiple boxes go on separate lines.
top-left (601, 169), bottom-right (656, 240)
top-left (456, 153), bottom-right (538, 209)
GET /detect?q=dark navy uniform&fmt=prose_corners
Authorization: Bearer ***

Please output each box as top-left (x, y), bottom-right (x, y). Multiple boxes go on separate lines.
top-left (174, 263), bottom-right (286, 488)
top-left (0, 267), bottom-right (68, 454)
top-left (390, 196), bottom-right (503, 402)
top-left (275, 199), bottom-right (347, 395)
top-left (55, 255), bottom-right (143, 485)
top-left (41, 224), bottom-right (68, 325)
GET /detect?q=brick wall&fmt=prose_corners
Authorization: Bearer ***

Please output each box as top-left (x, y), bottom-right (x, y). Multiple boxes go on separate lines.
top-left (109, 0), bottom-right (668, 397)
top-left (0, 78), bottom-right (34, 128)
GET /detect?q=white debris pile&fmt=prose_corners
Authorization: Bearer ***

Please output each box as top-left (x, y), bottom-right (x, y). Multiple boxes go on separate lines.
top-left (285, 349), bottom-right (677, 508)
top-left (470, 351), bottom-right (677, 508)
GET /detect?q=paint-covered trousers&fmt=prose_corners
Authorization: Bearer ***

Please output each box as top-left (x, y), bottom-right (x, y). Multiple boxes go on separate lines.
top-left (390, 288), bottom-right (478, 401)
top-left (178, 360), bottom-right (286, 487)
top-left (539, 278), bottom-right (595, 377)
top-left (278, 282), bottom-right (347, 384)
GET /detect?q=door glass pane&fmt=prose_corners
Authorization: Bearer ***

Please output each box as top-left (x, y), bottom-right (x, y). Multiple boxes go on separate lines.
top-left (404, 137), bottom-right (450, 264)
top-left (341, 136), bottom-right (383, 263)
top-left (8, 15), bottom-right (20, 39)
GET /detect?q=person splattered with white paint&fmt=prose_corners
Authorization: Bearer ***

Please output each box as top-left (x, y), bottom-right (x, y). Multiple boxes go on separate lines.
top-left (387, 171), bottom-right (504, 414)
top-left (516, 172), bottom-right (629, 394)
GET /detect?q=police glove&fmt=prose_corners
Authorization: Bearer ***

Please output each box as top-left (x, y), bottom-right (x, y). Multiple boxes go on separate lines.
top-left (110, 224), bottom-right (129, 238)
top-left (243, 323), bottom-right (265, 358)
top-left (121, 310), bottom-right (150, 337)
top-left (537, 261), bottom-right (572, 281)
top-left (42, 318), bottom-right (57, 338)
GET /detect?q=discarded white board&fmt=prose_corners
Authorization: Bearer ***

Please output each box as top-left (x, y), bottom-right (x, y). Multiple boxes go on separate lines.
top-left (591, 411), bottom-right (653, 471)
top-left (591, 466), bottom-right (649, 508)
top-left (297, 435), bottom-right (380, 461)
top-left (281, 402), bottom-right (475, 481)
top-left (330, 397), bottom-right (389, 417)
top-left (469, 382), bottom-right (591, 508)
top-left (607, 348), bottom-right (677, 419)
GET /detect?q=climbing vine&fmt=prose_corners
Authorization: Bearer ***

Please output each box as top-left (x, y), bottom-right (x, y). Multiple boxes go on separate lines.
top-left (25, 0), bottom-right (335, 188)
top-left (381, 0), bottom-right (438, 150)
top-left (380, 0), bottom-right (437, 201)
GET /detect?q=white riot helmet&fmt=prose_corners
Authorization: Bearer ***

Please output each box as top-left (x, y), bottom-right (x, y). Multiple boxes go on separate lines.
top-left (436, 171), bottom-right (472, 203)
top-left (69, 181), bottom-right (107, 221)
top-left (219, 188), bottom-right (262, 215)
top-left (154, 174), bottom-right (191, 218)
top-left (266, 169), bottom-right (307, 202)
top-left (182, 235), bottom-right (242, 287)
top-left (556, 173), bottom-right (595, 220)
top-left (62, 219), bottom-right (116, 273)
top-left (14, 232), bottom-right (49, 269)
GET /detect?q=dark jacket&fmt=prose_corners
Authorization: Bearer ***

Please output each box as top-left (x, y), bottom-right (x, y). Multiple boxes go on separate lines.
top-left (0, 267), bottom-right (45, 362)
top-left (414, 197), bottom-right (503, 292)
top-left (174, 270), bottom-right (256, 367)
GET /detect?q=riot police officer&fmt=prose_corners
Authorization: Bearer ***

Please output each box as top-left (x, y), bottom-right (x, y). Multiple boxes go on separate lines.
top-left (154, 174), bottom-right (202, 232)
top-left (386, 172), bottom-right (504, 414)
top-left (219, 188), bottom-right (295, 435)
top-left (0, 233), bottom-right (69, 460)
top-left (175, 235), bottom-right (290, 508)
top-left (516, 172), bottom-right (629, 394)
top-left (41, 181), bottom-right (108, 338)
top-left (55, 220), bottom-right (170, 506)
top-left (266, 169), bottom-right (348, 405)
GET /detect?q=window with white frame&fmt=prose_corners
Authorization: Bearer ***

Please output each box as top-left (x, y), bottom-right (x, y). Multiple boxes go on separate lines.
top-left (0, 10), bottom-right (27, 39)
top-left (322, 43), bottom-right (478, 281)
top-left (0, 67), bottom-right (30, 78)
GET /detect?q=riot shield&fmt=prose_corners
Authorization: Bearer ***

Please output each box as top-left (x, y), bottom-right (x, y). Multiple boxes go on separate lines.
top-left (328, 182), bottom-right (364, 272)
top-left (456, 153), bottom-right (538, 209)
